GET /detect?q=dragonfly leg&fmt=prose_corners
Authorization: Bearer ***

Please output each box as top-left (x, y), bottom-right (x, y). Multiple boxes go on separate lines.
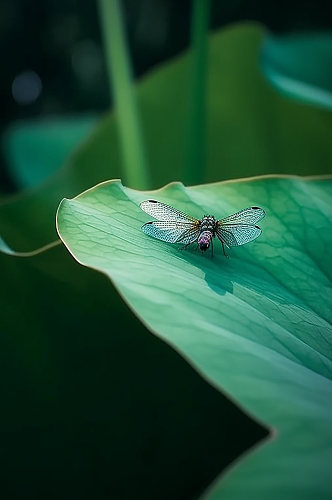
top-left (222, 242), bottom-right (229, 258)
top-left (210, 238), bottom-right (214, 258)
top-left (179, 242), bottom-right (192, 251)
top-left (216, 232), bottom-right (229, 258)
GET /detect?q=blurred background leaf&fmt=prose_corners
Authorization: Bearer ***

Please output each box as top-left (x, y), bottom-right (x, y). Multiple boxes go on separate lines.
top-left (261, 31), bottom-right (332, 110)
top-left (1, 0), bottom-right (331, 195)
top-left (2, 115), bottom-right (98, 188)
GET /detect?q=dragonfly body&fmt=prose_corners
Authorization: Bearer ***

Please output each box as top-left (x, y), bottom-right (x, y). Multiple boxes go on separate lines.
top-left (197, 216), bottom-right (217, 251)
top-left (140, 199), bottom-right (265, 257)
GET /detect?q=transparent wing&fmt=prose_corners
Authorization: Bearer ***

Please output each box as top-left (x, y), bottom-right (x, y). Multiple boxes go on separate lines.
top-left (141, 221), bottom-right (199, 244)
top-left (217, 224), bottom-right (262, 247)
top-left (140, 200), bottom-right (197, 222)
top-left (218, 207), bottom-right (265, 225)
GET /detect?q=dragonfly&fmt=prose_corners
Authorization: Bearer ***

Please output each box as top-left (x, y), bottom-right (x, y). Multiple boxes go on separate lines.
top-left (140, 199), bottom-right (265, 257)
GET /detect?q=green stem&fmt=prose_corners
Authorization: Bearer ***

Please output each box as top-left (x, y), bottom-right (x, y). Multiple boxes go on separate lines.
top-left (98, 0), bottom-right (150, 189)
top-left (184, 0), bottom-right (210, 185)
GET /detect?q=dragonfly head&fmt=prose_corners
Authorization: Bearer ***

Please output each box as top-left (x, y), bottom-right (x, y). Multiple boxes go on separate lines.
top-left (198, 231), bottom-right (212, 252)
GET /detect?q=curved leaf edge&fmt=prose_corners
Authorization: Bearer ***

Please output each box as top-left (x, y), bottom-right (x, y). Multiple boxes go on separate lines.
top-left (0, 236), bottom-right (61, 257)
top-left (262, 64), bottom-right (332, 111)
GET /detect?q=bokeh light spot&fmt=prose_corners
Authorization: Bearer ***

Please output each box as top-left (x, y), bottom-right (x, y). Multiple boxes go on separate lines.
top-left (12, 70), bottom-right (42, 105)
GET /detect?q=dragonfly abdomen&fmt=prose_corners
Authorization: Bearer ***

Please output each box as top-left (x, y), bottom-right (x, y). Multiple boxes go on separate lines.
top-left (197, 230), bottom-right (213, 251)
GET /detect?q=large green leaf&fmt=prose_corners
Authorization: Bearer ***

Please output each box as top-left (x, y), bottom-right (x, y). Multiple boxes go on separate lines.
top-left (1, 23), bottom-right (332, 250)
top-left (0, 243), bottom-right (266, 499)
top-left (57, 175), bottom-right (332, 499)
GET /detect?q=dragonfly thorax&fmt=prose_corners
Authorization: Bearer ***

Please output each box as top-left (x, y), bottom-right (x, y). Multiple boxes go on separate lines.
top-left (200, 215), bottom-right (217, 231)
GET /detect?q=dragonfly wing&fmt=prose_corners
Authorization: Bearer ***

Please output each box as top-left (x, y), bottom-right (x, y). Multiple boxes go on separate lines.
top-left (219, 207), bottom-right (265, 225)
top-left (217, 224), bottom-right (262, 247)
top-left (140, 200), bottom-right (197, 222)
top-left (141, 221), bottom-right (198, 244)
top-left (176, 228), bottom-right (200, 244)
